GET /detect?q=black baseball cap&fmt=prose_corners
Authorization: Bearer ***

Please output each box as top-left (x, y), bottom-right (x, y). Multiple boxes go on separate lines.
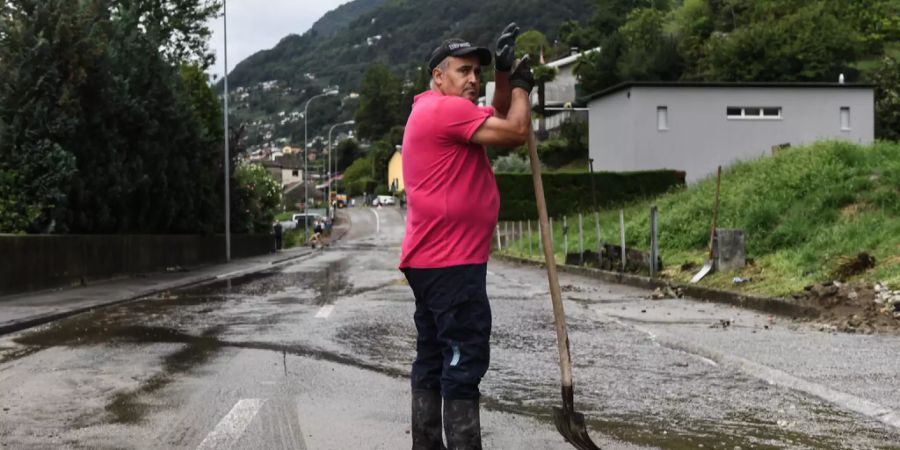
top-left (428, 38), bottom-right (492, 71)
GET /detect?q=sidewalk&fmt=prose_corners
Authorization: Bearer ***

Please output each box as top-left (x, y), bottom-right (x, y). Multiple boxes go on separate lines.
top-left (0, 247), bottom-right (316, 336)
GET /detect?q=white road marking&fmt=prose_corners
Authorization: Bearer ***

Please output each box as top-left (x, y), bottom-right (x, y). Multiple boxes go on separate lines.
top-left (599, 310), bottom-right (900, 431)
top-left (216, 270), bottom-right (245, 280)
top-left (315, 305), bottom-right (335, 318)
top-left (371, 208), bottom-right (380, 233)
top-left (487, 270), bottom-right (496, 277)
top-left (196, 398), bottom-right (265, 450)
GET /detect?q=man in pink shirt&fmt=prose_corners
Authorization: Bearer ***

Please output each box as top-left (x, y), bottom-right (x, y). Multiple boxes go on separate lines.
top-left (401, 24), bottom-right (534, 450)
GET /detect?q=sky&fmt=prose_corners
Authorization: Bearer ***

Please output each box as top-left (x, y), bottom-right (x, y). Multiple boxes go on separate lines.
top-left (207, 0), bottom-right (351, 80)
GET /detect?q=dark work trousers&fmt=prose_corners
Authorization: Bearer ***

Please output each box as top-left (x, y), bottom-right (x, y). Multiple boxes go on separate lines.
top-left (402, 264), bottom-right (491, 400)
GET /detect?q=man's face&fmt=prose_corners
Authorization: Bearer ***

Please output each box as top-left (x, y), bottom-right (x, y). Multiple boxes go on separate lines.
top-left (433, 55), bottom-right (482, 102)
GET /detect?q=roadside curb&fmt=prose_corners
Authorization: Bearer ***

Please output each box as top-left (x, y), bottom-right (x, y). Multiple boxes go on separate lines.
top-left (604, 312), bottom-right (900, 432)
top-left (494, 253), bottom-right (820, 319)
top-left (1, 212), bottom-right (355, 337)
top-left (0, 274), bottom-right (219, 337)
top-left (0, 249), bottom-right (316, 337)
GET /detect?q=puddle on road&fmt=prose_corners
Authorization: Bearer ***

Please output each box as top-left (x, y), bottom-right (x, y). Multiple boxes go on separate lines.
top-left (7, 258), bottom-right (896, 447)
top-left (482, 395), bottom-right (875, 449)
top-left (10, 315), bottom-right (229, 424)
top-left (106, 326), bottom-right (225, 424)
top-left (311, 259), bottom-right (351, 305)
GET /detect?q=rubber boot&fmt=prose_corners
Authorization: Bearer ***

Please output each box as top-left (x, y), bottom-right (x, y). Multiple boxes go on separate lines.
top-left (411, 389), bottom-right (445, 450)
top-left (443, 398), bottom-right (482, 450)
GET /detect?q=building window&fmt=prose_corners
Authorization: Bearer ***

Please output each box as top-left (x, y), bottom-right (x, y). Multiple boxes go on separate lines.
top-left (292, 169), bottom-right (299, 177)
top-left (727, 106), bottom-right (782, 120)
top-left (657, 106), bottom-right (668, 130)
top-left (840, 107), bottom-right (851, 131)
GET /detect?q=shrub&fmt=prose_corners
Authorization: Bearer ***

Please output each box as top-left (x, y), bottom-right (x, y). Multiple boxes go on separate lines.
top-left (496, 170), bottom-right (684, 220)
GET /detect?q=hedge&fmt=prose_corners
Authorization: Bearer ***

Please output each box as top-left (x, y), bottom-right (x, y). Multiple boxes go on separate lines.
top-left (495, 170), bottom-right (685, 220)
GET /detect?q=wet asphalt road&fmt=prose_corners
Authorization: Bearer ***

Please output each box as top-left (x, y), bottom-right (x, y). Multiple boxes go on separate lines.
top-left (1, 206), bottom-right (899, 449)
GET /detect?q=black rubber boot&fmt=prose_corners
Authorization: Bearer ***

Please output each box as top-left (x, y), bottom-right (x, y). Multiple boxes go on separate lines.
top-left (412, 389), bottom-right (445, 450)
top-left (443, 398), bottom-right (482, 450)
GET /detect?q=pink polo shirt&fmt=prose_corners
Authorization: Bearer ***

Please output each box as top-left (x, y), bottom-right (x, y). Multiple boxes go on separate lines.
top-left (399, 90), bottom-right (500, 269)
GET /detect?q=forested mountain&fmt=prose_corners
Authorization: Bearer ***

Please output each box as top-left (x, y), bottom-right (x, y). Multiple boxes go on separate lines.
top-left (225, 0), bottom-right (594, 90)
top-left (228, 0), bottom-right (898, 156)
top-left (309, 0), bottom-right (388, 38)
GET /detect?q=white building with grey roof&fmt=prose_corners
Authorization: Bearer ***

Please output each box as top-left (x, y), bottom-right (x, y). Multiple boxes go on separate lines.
top-left (586, 81), bottom-right (875, 183)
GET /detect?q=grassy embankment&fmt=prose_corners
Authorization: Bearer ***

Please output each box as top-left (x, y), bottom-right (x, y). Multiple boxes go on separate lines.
top-left (500, 140), bottom-right (900, 297)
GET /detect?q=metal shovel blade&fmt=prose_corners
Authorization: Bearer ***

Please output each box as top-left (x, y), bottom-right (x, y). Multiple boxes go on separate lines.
top-left (690, 260), bottom-right (713, 283)
top-left (552, 387), bottom-right (601, 450)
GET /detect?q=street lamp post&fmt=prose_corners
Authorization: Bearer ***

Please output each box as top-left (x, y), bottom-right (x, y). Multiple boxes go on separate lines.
top-left (327, 120), bottom-right (355, 218)
top-left (222, 0), bottom-right (231, 262)
top-left (303, 89), bottom-right (339, 237)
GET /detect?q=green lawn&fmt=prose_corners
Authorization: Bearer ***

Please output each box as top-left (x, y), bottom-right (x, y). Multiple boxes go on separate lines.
top-left (501, 140), bottom-right (900, 296)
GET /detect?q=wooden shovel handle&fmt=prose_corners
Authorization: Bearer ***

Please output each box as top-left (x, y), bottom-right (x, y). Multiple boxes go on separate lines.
top-left (708, 166), bottom-right (722, 259)
top-left (526, 128), bottom-right (573, 388)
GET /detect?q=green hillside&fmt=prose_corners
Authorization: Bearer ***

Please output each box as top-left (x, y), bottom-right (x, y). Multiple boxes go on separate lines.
top-left (503, 141), bottom-right (900, 296)
top-left (309, 0), bottom-right (389, 38)
top-left (225, 0), bottom-right (594, 90)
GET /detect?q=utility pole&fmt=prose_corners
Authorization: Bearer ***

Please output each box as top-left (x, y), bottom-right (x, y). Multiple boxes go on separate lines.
top-left (327, 120), bottom-right (355, 218)
top-left (303, 89), bottom-right (338, 237)
top-left (222, 0), bottom-right (231, 262)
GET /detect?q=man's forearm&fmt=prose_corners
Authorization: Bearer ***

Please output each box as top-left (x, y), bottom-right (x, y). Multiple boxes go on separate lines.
top-left (506, 88), bottom-right (531, 134)
top-left (492, 72), bottom-right (511, 118)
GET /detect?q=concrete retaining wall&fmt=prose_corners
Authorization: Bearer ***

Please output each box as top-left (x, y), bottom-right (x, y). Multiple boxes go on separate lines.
top-left (1, 234), bottom-right (274, 296)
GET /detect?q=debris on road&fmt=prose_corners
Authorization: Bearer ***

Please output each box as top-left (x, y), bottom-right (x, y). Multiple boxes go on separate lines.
top-left (795, 280), bottom-right (900, 334)
top-left (648, 285), bottom-right (684, 300)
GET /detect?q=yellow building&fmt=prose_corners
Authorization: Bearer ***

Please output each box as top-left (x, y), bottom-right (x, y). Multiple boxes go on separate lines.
top-left (387, 149), bottom-right (404, 193)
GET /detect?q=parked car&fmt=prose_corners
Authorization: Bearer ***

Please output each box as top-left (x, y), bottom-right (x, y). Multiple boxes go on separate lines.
top-left (373, 195), bottom-right (396, 206)
top-left (292, 213), bottom-right (324, 227)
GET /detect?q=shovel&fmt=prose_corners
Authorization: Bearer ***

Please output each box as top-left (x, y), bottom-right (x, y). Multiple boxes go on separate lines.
top-left (690, 166), bottom-right (722, 283)
top-left (526, 128), bottom-right (602, 450)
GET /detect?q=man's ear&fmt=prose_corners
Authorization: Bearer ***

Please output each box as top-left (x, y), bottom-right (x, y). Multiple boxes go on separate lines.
top-left (432, 69), bottom-right (442, 87)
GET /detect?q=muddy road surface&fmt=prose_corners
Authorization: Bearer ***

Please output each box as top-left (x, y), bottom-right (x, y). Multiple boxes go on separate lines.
top-left (1, 207), bottom-right (899, 449)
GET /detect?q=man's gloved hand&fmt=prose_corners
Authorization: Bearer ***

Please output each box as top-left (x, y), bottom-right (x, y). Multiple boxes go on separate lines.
top-left (494, 22), bottom-right (520, 72)
top-left (509, 56), bottom-right (535, 93)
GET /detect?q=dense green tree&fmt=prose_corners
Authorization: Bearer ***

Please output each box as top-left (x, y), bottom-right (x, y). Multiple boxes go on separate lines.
top-left (825, 0), bottom-right (900, 55)
top-left (703, 2), bottom-right (859, 81)
top-left (400, 65), bottom-right (431, 123)
top-left (590, 0), bottom-right (670, 36)
top-left (368, 139), bottom-right (395, 186)
top-left (355, 64), bottom-right (403, 141)
top-left (869, 56), bottom-right (900, 141)
top-left (342, 156), bottom-right (376, 196)
top-left (515, 30), bottom-right (551, 59)
top-left (0, 0), bottom-right (85, 232)
top-left (335, 139), bottom-right (363, 172)
top-left (118, 0), bottom-right (222, 68)
top-left (231, 163), bottom-right (281, 233)
top-left (672, 0), bottom-right (715, 79)
top-left (573, 33), bottom-right (624, 95)
top-left (557, 20), bottom-right (600, 53)
top-left (617, 7), bottom-right (684, 81)
top-left (0, 0), bottom-right (225, 234)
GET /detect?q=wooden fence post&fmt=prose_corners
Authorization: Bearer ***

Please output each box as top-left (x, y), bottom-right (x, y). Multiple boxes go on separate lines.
top-left (619, 210), bottom-right (626, 272)
top-left (650, 206), bottom-right (658, 278)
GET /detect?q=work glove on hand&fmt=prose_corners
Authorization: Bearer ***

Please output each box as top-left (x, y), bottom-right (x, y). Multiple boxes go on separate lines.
top-left (509, 56), bottom-right (535, 94)
top-left (494, 22), bottom-right (520, 72)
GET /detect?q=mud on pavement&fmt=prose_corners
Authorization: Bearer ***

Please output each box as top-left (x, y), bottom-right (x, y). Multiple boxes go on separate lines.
top-left (794, 281), bottom-right (900, 334)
